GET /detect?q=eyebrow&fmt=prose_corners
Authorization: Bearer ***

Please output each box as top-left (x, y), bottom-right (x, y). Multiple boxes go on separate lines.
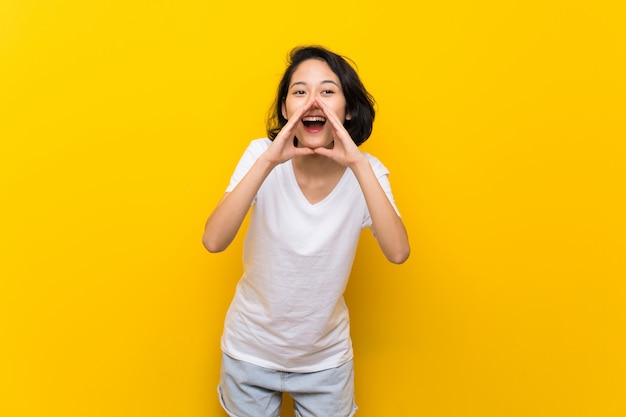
top-left (289, 80), bottom-right (340, 88)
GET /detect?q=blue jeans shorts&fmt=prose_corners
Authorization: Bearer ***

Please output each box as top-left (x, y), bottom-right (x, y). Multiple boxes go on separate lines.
top-left (218, 352), bottom-right (358, 417)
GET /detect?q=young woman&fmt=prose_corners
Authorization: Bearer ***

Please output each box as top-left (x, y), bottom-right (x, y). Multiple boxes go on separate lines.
top-left (203, 45), bottom-right (410, 417)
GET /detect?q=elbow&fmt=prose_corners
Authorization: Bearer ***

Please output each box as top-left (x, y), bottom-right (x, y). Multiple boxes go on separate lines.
top-left (387, 246), bottom-right (410, 264)
top-left (202, 235), bottom-right (227, 253)
top-left (385, 236), bottom-right (410, 264)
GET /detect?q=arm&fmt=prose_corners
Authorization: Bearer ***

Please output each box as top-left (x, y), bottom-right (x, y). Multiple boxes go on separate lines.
top-left (202, 156), bottom-right (275, 253)
top-left (202, 99), bottom-right (317, 253)
top-left (313, 99), bottom-right (410, 264)
top-left (349, 158), bottom-right (410, 264)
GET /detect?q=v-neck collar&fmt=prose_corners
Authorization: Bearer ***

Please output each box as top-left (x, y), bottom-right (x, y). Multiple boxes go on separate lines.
top-left (286, 160), bottom-right (350, 207)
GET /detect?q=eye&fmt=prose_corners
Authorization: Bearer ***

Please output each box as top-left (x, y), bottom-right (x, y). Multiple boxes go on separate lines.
top-left (292, 90), bottom-right (306, 95)
top-left (321, 89), bottom-right (335, 95)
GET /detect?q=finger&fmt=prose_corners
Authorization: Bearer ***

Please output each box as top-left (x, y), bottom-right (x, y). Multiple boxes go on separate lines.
top-left (295, 97), bottom-right (318, 120)
top-left (317, 99), bottom-right (347, 133)
top-left (288, 97), bottom-right (317, 124)
top-left (316, 99), bottom-right (353, 146)
top-left (293, 146), bottom-right (315, 156)
top-left (319, 102), bottom-right (352, 142)
top-left (277, 98), bottom-right (316, 139)
top-left (312, 146), bottom-right (332, 158)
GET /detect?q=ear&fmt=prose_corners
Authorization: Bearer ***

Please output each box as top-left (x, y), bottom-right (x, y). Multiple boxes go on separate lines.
top-left (281, 100), bottom-right (288, 120)
top-left (344, 105), bottom-right (352, 121)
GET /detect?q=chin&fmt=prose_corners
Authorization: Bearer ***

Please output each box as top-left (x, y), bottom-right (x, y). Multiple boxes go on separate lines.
top-left (297, 134), bottom-right (333, 149)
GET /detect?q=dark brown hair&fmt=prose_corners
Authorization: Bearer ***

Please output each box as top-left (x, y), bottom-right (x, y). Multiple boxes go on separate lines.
top-left (267, 46), bottom-right (376, 146)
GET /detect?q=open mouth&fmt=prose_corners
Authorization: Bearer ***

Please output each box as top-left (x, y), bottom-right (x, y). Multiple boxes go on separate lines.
top-left (301, 116), bottom-right (327, 130)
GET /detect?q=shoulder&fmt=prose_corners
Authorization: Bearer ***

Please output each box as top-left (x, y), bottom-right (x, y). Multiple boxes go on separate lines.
top-left (226, 139), bottom-right (272, 192)
top-left (245, 138), bottom-right (272, 156)
top-left (363, 152), bottom-right (390, 177)
top-left (236, 138), bottom-right (271, 164)
top-left (249, 137), bottom-right (272, 149)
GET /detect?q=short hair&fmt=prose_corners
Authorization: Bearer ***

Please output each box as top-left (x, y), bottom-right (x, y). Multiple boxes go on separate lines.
top-left (267, 46), bottom-right (376, 146)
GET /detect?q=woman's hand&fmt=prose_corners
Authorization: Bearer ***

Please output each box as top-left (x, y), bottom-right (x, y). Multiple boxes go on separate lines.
top-left (312, 99), bottom-right (366, 168)
top-left (314, 100), bottom-right (410, 263)
top-left (262, 98), bottom-right (317, 165)
top-left (203, 98), bottom-right (318, 253)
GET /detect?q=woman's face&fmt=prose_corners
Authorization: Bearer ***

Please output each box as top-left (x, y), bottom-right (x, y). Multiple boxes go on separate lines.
top-left (282, 58), bottom-right (351, 149)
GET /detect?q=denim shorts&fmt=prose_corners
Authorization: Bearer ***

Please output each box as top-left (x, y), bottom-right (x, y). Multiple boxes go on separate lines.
top-left (218, 352), bottom-right (358, 417)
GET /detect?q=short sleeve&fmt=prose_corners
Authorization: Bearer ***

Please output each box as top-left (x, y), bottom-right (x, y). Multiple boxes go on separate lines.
top-left (225, 138), bottom-right (272, 193)
top-left (362, 154), bottom-right (401, 228)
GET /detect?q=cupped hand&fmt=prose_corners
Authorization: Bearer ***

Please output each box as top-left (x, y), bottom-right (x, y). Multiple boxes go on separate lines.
top-left (263, 98), bottom-right (316, 165)
top-left (312, 99), bottom-right (366, 168)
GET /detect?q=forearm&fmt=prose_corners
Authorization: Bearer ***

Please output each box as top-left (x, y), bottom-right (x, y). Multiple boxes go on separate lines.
top-left (202, 155), bottom-right (276, 253)
top-left (350, 158), bottom-right (410, 264)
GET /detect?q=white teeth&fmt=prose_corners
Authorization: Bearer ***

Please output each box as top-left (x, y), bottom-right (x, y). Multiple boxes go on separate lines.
top-left (302, 116), bottom-right (326, 122)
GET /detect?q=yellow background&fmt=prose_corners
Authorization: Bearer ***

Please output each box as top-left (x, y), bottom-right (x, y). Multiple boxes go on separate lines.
top-left (2, 1), bottom-right (625, 416)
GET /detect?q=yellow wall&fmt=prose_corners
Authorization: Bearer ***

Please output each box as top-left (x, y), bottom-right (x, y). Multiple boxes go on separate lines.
top-left (2, 1), bottom-right (625, 416)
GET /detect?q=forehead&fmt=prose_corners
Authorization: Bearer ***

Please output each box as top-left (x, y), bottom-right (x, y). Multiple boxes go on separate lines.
top-left (290, 58), bottom-right (340, 84)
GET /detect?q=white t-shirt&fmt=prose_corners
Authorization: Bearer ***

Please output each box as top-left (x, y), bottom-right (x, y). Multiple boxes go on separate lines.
top-left (220, 138), bottom-right (398, 372)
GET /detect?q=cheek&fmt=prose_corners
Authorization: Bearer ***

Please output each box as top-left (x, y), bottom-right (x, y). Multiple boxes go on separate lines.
top-left (327, 98), bottom-right (348, 117)
top-left (283, 99), bottom-right (300, 119)
top-left (333, 105), bottom-right (348, 121)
